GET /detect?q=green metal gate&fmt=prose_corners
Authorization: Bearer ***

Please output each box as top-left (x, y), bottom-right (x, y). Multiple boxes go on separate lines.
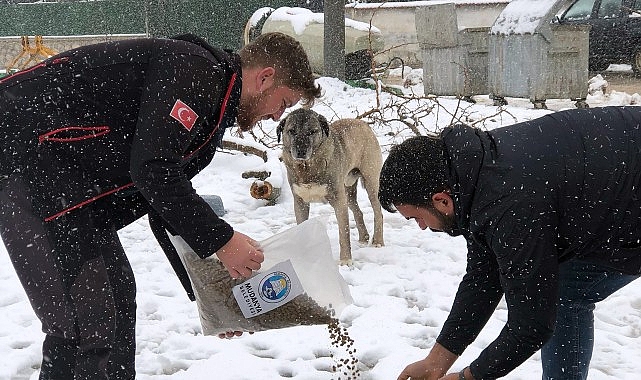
top-left (0, 0), bottom-right (296, 49)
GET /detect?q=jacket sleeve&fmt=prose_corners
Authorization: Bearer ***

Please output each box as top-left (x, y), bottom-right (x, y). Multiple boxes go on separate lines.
top-left (129, 52), bottom-right (234, 259)
top-left (436, 238), bottom-right (504, 355)
top-left (469, 201), bottom-right (560, 379)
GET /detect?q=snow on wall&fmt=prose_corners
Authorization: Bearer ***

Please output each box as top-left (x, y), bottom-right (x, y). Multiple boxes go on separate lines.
top-left (490, 0), bottom-right (558, 35)
top-left (261, 7), bottom-right (381, 35)
top-left (347, 0), bottom-right (510, 9)
top-left (249, 7), bottom-right (275, 26)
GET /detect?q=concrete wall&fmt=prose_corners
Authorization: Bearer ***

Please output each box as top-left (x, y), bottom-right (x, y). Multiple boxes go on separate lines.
top-left (1, 34), bottom-right (146, 71)
top-left (345, 0), bottom-right (509, 68)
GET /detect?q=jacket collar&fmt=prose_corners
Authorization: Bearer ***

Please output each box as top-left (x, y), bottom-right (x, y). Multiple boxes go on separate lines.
top-left (441, 125), bottom-right (496, 236)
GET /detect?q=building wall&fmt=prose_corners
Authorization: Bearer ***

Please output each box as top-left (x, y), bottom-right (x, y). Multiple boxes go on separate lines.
top-left (345, 1), bottom-right (509, 68)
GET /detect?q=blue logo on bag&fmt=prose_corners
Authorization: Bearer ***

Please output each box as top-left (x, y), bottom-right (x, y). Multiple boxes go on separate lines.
top-left (259, 271), bottom-right (291, 303)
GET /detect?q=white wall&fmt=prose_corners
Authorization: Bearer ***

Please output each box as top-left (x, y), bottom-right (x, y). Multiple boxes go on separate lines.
top-left (345, 0), bottom-right (509, 68)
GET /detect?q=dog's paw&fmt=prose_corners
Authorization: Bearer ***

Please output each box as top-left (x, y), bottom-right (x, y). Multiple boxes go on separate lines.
top-left (358, 234), bottom-right (370, 244)
top-left (339, 258), bottom-right (354, 267)
top-left (217, 330), bottom-right (254, 339)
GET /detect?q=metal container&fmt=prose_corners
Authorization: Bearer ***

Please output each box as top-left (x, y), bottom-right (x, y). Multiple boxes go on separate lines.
top-left (416, 3), bottom-right (491, 100)
top-left (487, 0), bottom-right (590, 108)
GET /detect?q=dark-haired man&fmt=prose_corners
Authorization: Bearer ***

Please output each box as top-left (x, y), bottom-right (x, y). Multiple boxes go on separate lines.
top-left (0, 32), bottom-right (321, 379)
top-left (379, 106), bottom-right (641, 380)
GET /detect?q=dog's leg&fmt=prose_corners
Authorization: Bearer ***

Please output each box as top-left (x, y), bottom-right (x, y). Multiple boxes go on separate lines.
top-left (369, 195), bottom-right (385, 247)
top-left (362, 176), bottom-right (385, 247)
top-left (292, 193), bottom-right (310, 224)
top-left (346, 183), bottom-right (369, 244)
top-left (329, 192), bottom-right (353, 266)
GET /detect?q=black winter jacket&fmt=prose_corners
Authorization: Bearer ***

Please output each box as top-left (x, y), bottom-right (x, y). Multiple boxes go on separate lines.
top-left (436, 106), bottom-right (641, 379)
top-left (0, 36), bottom-right (241, 277)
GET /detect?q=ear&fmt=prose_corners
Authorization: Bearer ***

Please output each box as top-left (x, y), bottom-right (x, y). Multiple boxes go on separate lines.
top-left (317, 113), bottom-right (330, 136)
top-left (431, 192), bottom-right (454, 216)
top-left (276, 117), bottom-right (287, 143)
top-left (256, 66), bottom-right (276, 92)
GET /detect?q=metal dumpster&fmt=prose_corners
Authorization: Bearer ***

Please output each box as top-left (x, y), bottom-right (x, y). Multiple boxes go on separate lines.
top-left (488, 0), bottom-right (590, 108)
top-left (416, 2), bottom-right (496, 101)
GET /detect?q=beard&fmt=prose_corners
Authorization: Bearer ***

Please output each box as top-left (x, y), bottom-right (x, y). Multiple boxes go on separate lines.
top-left (236, 92), bottom-right (265, 132)
top-left (235, 100), bottom-right (256, 132)
top-left (430, 208), bottom-right (456, 235)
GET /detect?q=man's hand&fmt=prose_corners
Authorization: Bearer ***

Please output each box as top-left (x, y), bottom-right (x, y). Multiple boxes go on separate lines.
top-left (216, 231), bottom-right (264, 278)
top-left (397, 343), bottom-right (458, 380)
top-left (397, 358), bottom-right (444, 380)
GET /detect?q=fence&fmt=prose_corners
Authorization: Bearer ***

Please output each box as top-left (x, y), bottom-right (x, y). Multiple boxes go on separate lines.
top-left (0, 0), bottom-right (295, 63)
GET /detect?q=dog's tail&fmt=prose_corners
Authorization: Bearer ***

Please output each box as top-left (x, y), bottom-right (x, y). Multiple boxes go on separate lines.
top-left (345, 168), bottom-right (361, 187)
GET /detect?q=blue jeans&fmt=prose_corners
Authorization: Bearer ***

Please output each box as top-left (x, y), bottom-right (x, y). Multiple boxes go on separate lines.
top-left (541, 259), bottom-right (639, 380)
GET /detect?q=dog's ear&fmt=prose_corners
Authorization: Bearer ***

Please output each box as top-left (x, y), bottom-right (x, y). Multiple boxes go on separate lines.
top-left (276, 117), bottom-right (287, 143)
top-left (318, 113), bottom-right (330, 137)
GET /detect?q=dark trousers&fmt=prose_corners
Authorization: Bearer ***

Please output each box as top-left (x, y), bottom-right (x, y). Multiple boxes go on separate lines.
top-left (541, 259), bottom-right (639, 380)
top-left (0, 176), bottom-right (136, 380)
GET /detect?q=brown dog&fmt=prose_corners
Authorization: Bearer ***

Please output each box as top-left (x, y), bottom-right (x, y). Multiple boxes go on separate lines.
top-left (277, 108), bottom-right (384, 265)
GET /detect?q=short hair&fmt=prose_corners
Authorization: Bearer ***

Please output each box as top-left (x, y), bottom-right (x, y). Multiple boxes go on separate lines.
top-left (239, 32), bottom-right (322, 106)
top-left (378, 135), bottom-right (450, 213)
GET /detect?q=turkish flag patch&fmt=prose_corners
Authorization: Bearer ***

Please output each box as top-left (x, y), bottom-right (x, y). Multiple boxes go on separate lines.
top-left (169, 99), bottom-right (199, 131)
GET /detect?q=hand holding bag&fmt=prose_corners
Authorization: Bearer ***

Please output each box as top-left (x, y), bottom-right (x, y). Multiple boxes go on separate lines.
top-left (168, 217), bottom-right (353, 336)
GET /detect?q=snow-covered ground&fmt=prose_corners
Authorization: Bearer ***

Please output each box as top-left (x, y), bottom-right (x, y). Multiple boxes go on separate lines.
top-left (1, 66), bottom-right (640, 380)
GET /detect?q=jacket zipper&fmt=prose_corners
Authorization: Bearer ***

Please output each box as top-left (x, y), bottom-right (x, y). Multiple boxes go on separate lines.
top-left (183, 72), bottom-right (237, 160)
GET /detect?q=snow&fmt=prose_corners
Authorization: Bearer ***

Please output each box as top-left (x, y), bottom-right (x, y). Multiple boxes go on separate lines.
top-left (261, 7), bottom-right (381, 35)
top-left (248, 7), bottom-right (276, 27)
top-left (1, 66), bottom-right (641, 380)
top-left (490, 0), bottom-right (559, 35)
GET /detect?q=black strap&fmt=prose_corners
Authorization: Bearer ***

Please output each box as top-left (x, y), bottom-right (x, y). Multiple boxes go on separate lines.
top-left (170, 33), bottom-right (233, 65)
top-left (148, 210), bottom-right (196, 301)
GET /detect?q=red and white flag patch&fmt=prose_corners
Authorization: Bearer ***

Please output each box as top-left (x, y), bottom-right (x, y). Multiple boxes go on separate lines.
top-left (169, 99), bottom-right (199, 131)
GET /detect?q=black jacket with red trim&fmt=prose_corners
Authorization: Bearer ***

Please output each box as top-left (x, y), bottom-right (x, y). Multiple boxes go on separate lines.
top-left (0, 35), bottom-right (241, 271)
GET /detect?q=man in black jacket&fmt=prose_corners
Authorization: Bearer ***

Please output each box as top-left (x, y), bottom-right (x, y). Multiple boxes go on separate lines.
top-left (378, 106), bottom-right (641, 380)
top-left (0, 32), bottom-right (321, 380)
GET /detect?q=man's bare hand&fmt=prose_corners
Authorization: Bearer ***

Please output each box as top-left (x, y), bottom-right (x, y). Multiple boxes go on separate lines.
top-left (397, 343), bottom-right (458, 380)
top-left (398, 358), bottom-right (444, 380)
top-left (216, 231), bottom-right (264, 278)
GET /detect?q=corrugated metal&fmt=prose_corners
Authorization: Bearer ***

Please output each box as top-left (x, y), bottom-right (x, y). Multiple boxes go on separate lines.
top-left (417, 3), bottom-right (490, 97)
top-left (0, 0), bottom-right (145, 36)
top-left (488, 0), bottom-right (590, 106)
top-left (488, 25), bottom-right (589, 104)
top-left (416, 0), bottom-right (590, 106)
top-left (0, 0), bottom-right (296, 50)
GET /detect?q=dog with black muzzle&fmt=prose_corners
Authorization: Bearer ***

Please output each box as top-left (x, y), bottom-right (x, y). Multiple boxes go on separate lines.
top-left (277, 108), bottom-right (384, 265)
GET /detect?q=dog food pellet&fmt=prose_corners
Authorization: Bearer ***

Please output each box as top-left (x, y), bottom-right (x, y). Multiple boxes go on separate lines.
top-left (329, 318), bottom-right (361, 379)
